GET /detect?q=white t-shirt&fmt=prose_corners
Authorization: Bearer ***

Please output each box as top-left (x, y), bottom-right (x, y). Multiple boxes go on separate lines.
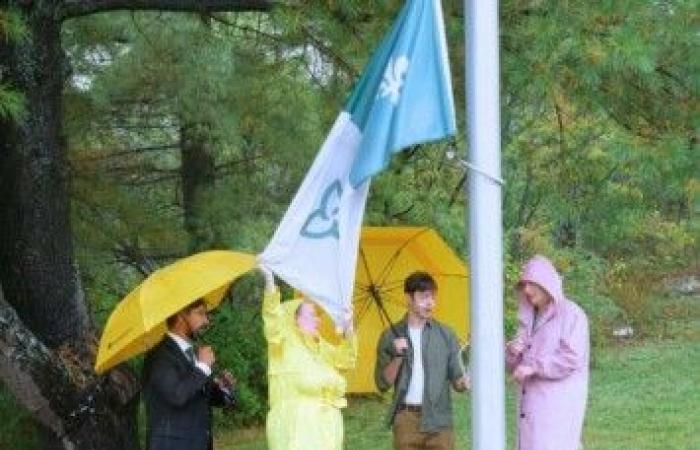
top-left (404, 325), bottom-right (425, 405)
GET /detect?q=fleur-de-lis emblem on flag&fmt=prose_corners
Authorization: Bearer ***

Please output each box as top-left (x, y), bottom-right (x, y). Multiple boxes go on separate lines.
top-left (379, 55), bottom-right (409, 105)
top-left (260, 0), bottom-right (456, 328)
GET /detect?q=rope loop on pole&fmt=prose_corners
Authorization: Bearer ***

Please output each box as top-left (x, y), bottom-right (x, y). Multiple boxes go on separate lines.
top-left (446, 150), bottom-right (504, 185)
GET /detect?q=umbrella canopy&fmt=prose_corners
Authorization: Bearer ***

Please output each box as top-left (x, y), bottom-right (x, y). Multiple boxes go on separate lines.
top-left (347, 226), bottom-right (470, 393)
top-left (94, 250), bottom-right (256, 374)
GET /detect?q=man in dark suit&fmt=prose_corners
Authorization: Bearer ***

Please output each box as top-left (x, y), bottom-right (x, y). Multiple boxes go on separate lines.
top-left (142, 298), bottom-right (236, 450)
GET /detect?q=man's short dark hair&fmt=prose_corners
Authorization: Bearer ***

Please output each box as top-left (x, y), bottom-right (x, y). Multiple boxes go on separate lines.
top-left (166, 298), bottom-right (207, 328)
top-left (404, 271), bottom-right (437, 294)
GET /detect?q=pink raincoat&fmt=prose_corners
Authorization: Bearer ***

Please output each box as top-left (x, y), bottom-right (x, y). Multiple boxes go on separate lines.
top-left (506, 256), bottom-right (589, 450)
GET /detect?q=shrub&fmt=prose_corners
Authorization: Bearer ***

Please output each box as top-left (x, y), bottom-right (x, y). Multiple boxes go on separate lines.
top-left (205, 275), bottom-right (269, 426)
top-left (0, 387), bottom-right (39, 450)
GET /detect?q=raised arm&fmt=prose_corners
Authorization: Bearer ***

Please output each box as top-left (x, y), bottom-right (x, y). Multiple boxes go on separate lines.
top-left (260, 265), bottom-right (284, 344)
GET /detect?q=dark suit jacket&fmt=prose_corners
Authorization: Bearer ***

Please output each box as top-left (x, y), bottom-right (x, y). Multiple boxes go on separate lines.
top-left (142, 335), bottom-right (235, 450)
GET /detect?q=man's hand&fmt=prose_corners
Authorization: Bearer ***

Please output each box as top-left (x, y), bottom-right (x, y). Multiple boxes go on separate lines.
top-left (512, 364), bottom-right (535, 383)
top-left (393, 337), bottom-right (409, 357)
top-left (197, 345), bottom-right (216, 367)
top-left (213, 369), bottom-right (237, 408)
top-left (453, 374), bottom-right (471, 392)
top-left (507, 334), bottom-right (527, 356)
top-left (216, 369), bottom-right (236, 390)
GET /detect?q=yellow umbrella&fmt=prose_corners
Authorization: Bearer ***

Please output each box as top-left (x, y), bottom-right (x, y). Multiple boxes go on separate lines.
top-left (94, 250), bottom-right (256, 374)
top-left (345, 226), bottom-right (470, 393)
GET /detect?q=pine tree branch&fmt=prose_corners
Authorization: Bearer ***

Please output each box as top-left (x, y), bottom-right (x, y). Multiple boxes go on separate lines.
top-left (300, 24), bottom-right (358, 79)
top-left (208, 14), bottom-right (357, 81)
top-left (74, 144), bottom-right (179, 163)
top-left (59, 0), bottom-right (278, 20)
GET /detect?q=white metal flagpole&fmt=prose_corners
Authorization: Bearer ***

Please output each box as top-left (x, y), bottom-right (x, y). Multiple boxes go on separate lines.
top-left (465, 0), bottom-right (506, 449)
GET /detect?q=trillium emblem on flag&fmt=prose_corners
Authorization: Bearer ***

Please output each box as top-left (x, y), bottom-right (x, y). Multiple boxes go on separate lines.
top-left (300, 179), bottom-right (343, 240)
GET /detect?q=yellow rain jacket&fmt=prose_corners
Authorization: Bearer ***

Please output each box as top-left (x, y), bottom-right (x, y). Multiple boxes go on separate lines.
top-left (263, 290), bottom-right (357, 450)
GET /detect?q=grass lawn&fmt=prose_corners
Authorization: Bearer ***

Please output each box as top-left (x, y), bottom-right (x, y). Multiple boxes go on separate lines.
top-left (584, 340), bottom-right (699, 449)
top-left (216, 292), bottom-right (700, 450)
top-left (2, 293), bottom-right (696, 449)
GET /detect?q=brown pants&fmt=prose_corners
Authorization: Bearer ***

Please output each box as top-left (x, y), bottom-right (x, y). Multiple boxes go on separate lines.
top-left (393, 410), bottom-right (454, 450)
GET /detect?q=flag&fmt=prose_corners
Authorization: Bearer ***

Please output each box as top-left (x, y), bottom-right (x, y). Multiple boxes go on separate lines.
top-left (260, 0), bottom-right (456, 326)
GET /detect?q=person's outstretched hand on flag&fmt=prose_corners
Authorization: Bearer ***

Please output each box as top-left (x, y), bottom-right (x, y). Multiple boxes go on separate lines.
top-left (258, 262), bottom-right (276, 293)
top-left (335, 307), bottom-right (355, 339)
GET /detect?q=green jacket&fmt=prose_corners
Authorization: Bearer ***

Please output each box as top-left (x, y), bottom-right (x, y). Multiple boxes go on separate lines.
top-left (374, 317), bottom-right (464, 432)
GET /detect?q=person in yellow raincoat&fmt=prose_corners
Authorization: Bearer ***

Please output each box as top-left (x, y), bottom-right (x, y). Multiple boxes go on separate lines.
top-left (259, 265), bottom-right (357, 450)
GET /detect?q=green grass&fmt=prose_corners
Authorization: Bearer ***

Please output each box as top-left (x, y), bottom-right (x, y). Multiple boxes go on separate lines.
top-left (2, 292), bottom-right (697, 449)
top-left (215, 337), bottom-right (699, 450)
top-left (584, 341), bottom-right (699, 450)
top-left (214, 289), bottom-right (700, 449)
top-left (0, 388), bottom-right (40, 450)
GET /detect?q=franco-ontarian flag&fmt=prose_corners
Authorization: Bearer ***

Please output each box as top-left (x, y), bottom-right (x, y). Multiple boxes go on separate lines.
top-left (260, 0), bottom-right (456, 326)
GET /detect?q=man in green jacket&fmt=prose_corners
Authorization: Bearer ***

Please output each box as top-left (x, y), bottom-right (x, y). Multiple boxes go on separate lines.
top-left (375, 271), bottom-right (470, 450)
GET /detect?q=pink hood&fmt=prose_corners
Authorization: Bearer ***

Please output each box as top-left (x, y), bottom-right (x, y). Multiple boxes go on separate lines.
top-left (519, 255), bottom-right (564, 304)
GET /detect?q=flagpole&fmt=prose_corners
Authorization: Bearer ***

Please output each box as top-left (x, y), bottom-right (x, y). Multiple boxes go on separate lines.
top-left (465, 0), bottom-right (506, 449)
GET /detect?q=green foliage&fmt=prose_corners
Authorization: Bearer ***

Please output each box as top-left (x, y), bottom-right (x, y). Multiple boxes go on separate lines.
top-left (0, 8), bottom-right (27, 120)
top-left (366, 141), bottom-right (466, 253)
top-left (0, 387), bottom-right (39, 450)
top-left (499, 0), bottom-right (698, 300)
top-left (557, 250), bottom-right (626, 348)
top-left (0, 8), bottom-right (27, 40)
top-left (605, 265), bottom-right (659, 337)
top-left (206, 276), bottom-right (269, 426)
top-left (0, 84), bottom-right (25, 119)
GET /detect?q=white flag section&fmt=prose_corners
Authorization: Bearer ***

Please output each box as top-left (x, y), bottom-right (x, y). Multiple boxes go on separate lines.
top-left (260, 0), bottom-right (456, 326)
top-left (260, 114), bottom-right (368, 326)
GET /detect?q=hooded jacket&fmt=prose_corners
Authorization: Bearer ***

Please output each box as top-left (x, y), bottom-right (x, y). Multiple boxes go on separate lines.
top-left (263, 290), bottom-right (357, 450)
top-left (506, 255), bottom-right (589, 450)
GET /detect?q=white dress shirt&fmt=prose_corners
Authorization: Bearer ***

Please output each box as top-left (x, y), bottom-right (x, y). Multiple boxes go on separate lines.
top-left (167, 332), bottom-right (212, 376)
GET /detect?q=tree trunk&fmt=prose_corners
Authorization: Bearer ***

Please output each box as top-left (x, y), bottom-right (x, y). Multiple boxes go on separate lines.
top-left (0, 2), bottom-right (89, 349)
top-left (180, 124), bottom-right (218, 252)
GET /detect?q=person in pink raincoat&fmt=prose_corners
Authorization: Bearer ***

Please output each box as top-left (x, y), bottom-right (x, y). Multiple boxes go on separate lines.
top-left (506, 255), bottom-right (590, 450)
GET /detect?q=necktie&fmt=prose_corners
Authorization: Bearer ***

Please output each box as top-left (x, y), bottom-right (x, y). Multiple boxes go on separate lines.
top-left (185, 346), bottom-right (196, 365)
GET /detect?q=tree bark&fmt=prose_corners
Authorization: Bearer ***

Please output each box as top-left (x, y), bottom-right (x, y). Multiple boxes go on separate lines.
top-left (0, 1), bottom-right (275, 448)
top-left (0, 2), bottom-right (89, 349)
top-left (59, 0), bottom-right (276, 19)
top-left (180, 124), bottom-right (218, 252)
top-left (0, 284), bottom-right (140, 450)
